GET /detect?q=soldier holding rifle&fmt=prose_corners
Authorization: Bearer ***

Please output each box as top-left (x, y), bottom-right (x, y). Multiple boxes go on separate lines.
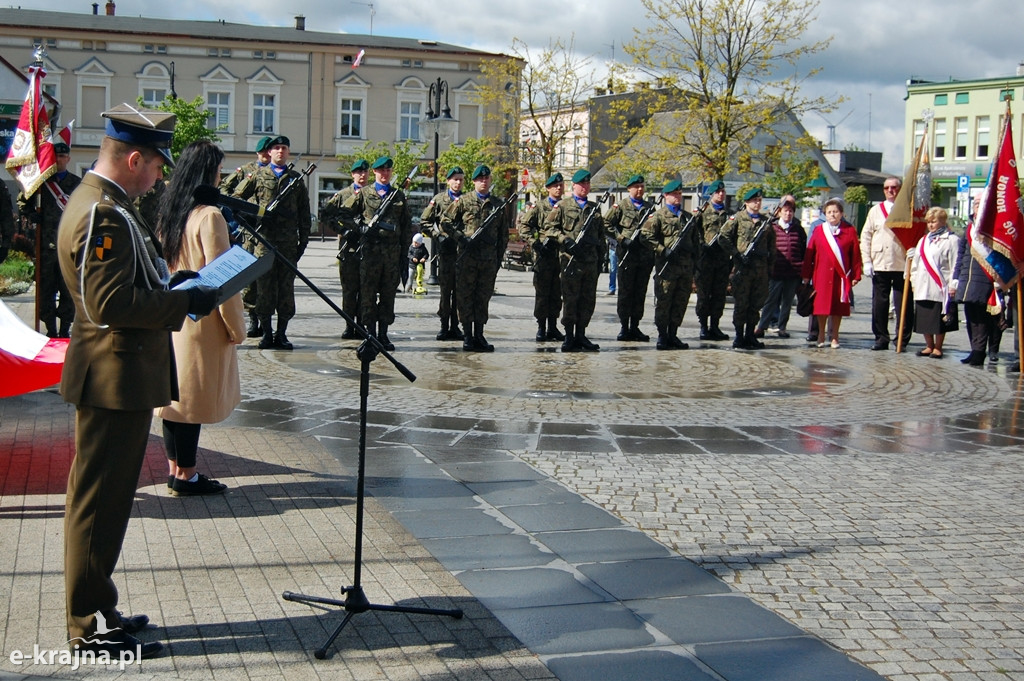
top-left (421, 166), bottom-right (465, 341)
top-left (321, 158), bottom-right (370, 339)
top-left (517, 172), bottom-right (565, 343)
top-left (729, 187), bottom-right (777, 349)
top-left (605, 173), bottom-right (655, 342)
top-left (695, 179), bottom-right (733, 341)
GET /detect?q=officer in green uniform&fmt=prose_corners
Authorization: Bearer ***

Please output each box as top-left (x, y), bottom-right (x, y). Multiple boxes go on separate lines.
top-left (338, 156), bottom-right (412, 351)
top-left (642, 179), bottom-right (701, 350)
top-left (605, 173), bottom-right (654, 342)
top-left (234, 135), bottom-right (311, 350)
top-left (695, 179), bottom-right (735, 341)
top-left (17, 141), bottom-right (81, 337)
top-left (518, 172), bottom-right (565, 342)
top-left (320, 158), bottom-right (369, 339)
top-left (543, 169), bottom-right (603, 352)
top-left (729, 186), bottom-right (776, 349)
top-left (57, 104), bottom-right (218, 659)
top-left (420, 166), bottom-right (465, 341)
top-left (442, 164), bottom-right (508, 351)
top-left (223, 137), bottom-right (272, 338)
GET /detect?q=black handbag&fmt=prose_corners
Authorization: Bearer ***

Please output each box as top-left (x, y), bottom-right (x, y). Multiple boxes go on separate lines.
top-left (941, 298), bottom-right (960, 333)
top-left (796, 282), bottom-right (815, 317)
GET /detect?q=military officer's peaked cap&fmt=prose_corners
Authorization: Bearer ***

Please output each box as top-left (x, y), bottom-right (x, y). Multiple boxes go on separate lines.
top-left (371, 156), bottom-right (393, 169)
top-left (446, 166), bottom-right (465, 178)
top-left (255, 136), bottom-right (273, 153)
top-left (545, 172), bottom-right (563, 187)
top-left (266, 135), bottom-right (291, 148)
top-left (706, 179), bottom-right (725, 194)
top-left (626, 173), bottom-right (645, 187)
top-left (350, 158), bottom-right (370, 172)
top-left (662, 179), bottom-right (683, 194)
top-left (471, 164), bottom-right (491, 180)
top-left (102, 103), bottom-right (176, 166)
top-left (571, 169), bottom-right (591, 184)
top-left (742, 186), bottom-right (763, 202)
top-left (53, 142), bottom-right (70, 155)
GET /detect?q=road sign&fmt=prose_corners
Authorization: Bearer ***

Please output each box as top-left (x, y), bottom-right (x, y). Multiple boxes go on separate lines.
top-left (957, 175), bottom-right (970, 194)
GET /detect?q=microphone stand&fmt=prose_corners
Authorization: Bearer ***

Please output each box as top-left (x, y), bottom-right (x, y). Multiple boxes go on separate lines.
top-left (231, 178), bottom-right (462, 658)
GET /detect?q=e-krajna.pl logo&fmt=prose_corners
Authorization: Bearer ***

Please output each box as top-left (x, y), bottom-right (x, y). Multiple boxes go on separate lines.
top-left (7, 610), bottom-right (144, 670)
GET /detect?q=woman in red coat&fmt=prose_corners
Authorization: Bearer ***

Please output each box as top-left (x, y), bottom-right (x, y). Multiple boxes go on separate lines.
top-left (801, 198), bottom-right (862, 348)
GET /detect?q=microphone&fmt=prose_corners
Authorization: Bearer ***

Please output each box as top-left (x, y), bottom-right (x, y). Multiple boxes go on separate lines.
top-left (193, 184), bottom-right (265, 219)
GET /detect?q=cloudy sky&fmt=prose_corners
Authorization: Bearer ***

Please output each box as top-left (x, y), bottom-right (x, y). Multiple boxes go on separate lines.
top-left (39, 0), bottom-right (1024, 173)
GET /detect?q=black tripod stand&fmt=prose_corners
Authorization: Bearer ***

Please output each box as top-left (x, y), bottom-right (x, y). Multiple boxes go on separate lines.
top-left (224, 189), bottom-right (462, 659)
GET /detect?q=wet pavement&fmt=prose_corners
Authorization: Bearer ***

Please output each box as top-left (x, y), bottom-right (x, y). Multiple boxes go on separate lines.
top-left (2, 239), bottom-right (1023, 680)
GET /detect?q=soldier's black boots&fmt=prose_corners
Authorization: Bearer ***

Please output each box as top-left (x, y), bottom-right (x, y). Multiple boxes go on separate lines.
top-left (257, 317), bottom-right (275, 349)
top-left (699, 318), bottom-right (711, 340)
top-left (617, 324), bottom-right (630, 341)
top-left (670, 326), bottom-right (689, 349)
top-left (709, 319), bottom-right (729, 341)
top-left (378, 323), bottom-right (395, 351)
top-left (561, 323), bottom-right (580, 352)
top-left (450, 316), bottom-right (465, 340)
top-left (733, 325), bottom-right (746, 349)
top-left (246, 312), bottom-right (262, 338)
top-left (341, 323), bottom-right (358, 339)
top-left (437, 318), bottom-right (451, 341)
top-left (536, 320), bottom-right (548, 342)
top-left (577, 326), bottom-right (600, 352)
top-left (656, 325), bottom-right (671, 350)
top-left (746, 324), bottom-right (765, 349)
top-left (274, 320), bottom-right (293, 350)
top-left (474, 322), bottom-right (494, 352)
top-left (546, 317), bottom-right (565, 341)
top-left (629, 324), bottom-right (650, 342)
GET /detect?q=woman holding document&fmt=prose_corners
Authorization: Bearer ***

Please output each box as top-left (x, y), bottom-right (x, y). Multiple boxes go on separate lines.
top-left (156, 140), bottom-right (246, 497)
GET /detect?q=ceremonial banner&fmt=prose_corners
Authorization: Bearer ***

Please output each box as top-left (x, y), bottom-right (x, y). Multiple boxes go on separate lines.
top-left (970, 105), bottom-right (1024, 286)
top-left (886, 123), bottom-right (931, 251)
top-left (4, 65), bottom-right (56, 198)
top-left (0, 300), bottom-right (67, 398)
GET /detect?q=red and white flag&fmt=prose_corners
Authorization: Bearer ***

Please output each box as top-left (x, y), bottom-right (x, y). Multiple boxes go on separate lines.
top-left (5, 65), bottom-right (57, 198)
top-left (52, 119), bottom-right (74, 148)
top-left (352, 49), bottom-right (365, 69)
top-left (885, 121), bottom-right (931, 252)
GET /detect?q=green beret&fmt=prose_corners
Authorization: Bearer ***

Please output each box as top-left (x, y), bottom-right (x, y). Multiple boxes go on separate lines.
top-left (471, 164), bottom-right (491, 180)
top-left (626, 173), bottom-right (645, 187)
top-left (545, 172), bottom-right (563, 187)
top-left (255, 136), bottom-right (273, 153)
top-left (350, 158), bottom-right (370, 172)
top-left (742, 186), bottom-right (763, 202)
top-left (706, 179), bottom-right (725, 194)
top-left (53, 142), bottom-right (70, 155)
top-left (571, 169), bottom-right (591, 184)
top-left (265, 135), bottom-right (290, 148)
top-left (446, 166), bottom-right (465, 178)
top-left (662, 179), bottom-right (682, 194)
top-left (371, 156), bottom-right (393, 169)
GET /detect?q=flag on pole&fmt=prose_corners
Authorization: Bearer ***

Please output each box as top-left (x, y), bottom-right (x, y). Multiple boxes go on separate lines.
top-left (53, 119), bottom-right (74, 148)
top-left (5, 65), bottom-right (57, 198)
top-left (352, 49), bottom-right (365, 69)
top-left (970, 103), bottom-right (1024, 286)
top-left (885, 122), bottom-right (931, 251)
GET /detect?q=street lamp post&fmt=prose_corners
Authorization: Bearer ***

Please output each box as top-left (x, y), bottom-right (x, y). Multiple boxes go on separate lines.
top-left (421, 77), bottom-right (457, 284)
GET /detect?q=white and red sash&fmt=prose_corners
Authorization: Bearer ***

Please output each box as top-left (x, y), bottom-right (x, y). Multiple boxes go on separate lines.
top-left (918, 233), bottom-right (950, 314)
top-left (820, 224), bottom-right (852, 303)
top-left (44, 179), bottom-right (70, 212)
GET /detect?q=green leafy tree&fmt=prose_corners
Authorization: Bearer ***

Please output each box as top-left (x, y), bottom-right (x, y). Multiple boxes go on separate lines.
top-left (435, 138), bottom-right (495, 187)
top-left (611, 0), bottom-right (835, 182)
top-left (762, 149), bottom-right (822, 203)
top-left (338, 139), bottom-right (429, 190)
top-left (139, 94), bottom-right (220, 162)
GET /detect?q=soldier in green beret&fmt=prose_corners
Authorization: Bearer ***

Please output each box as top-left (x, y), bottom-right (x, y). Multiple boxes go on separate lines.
top-left (223, 136), bottom-right (273, 338)
top-left (729, 187), bottom-right (776, 349)
top-left (441, 164), bottom-right (508, 351)
top-left (421, 166), bottom-right (465, 341)
top-left (517, 172), bottom-right (565, 342)
top-left (338, 156), bottom-right (412, 350)
top-left (234, 135), bottom-right (312, 350)
top-left (641, 179), bottom-right (701, 349)
top-left (321, 158), bottom-right (370, 339)
top-left (604, 173), bottom-right (654, 342)
top-left (695, 179), bottom-right (735, 341)
top-left (542, 169), bottom-right (603, 352)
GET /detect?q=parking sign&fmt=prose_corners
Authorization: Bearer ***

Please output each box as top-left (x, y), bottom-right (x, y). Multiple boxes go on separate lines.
top-left (957, 175), bottom-right (970, 194)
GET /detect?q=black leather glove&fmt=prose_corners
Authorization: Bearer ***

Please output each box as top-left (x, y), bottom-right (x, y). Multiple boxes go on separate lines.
top-left (168, 269), bottom-right (199, 288)
top-left (186, 285), bottom-right (219, 318)
top-left (0, 246), bottom-right (8, 264)
top-left (563, 239), bottom-right (579, 256)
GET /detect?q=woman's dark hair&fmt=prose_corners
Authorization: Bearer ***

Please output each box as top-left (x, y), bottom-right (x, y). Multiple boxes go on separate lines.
top-left (157, 140), bottom-right (225, 268)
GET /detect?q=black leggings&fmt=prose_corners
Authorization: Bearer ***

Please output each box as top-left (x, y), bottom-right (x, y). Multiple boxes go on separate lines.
top-left (162, 420), bottom-right (202, 469)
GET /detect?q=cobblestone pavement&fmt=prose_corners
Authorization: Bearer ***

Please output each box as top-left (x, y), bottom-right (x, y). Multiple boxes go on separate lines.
top-left (3, 239), bottom-right (1023, 681)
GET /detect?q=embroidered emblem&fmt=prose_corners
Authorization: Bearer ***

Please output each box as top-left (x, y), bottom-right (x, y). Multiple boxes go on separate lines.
top-left (94, 235), bottom-right (112, 260)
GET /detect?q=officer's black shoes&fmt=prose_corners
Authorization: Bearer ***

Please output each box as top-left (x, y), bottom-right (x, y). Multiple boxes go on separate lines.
top-left (73, 631), bottom-right (164, 660)
top-left (617, 325), bottom-right (630, 341)
top-left (474, 323), bottom-right (494, 352)
top-left (699, 326), bottom-right (711, 340)
top-left (536, 321), bottom-right (548, 342)
top-left (709, 326), bottom-right (730, 341)
top-left (377, 325), bottom-right (395, 351)
top-left (577, 328), bottom-right (600, 352)
top-left (341, 325), bottom-right (358, 340)
top-left (870, 341), bottom-right (888, 351)
top-left (257, 329), bottom-right (275, 349)
top-left (463, 336), bottom-right (476, 351)
top-left (561, 324), bottom-right (579, 352)
top-left (630, 326), bottom-right (650, 342)
top-left (274, 332), bottom-right (294, 351)
top-left (656, 327), bottom-right (671, 350)
top-left (670, 335), bottom-right (690, 350)
top-left (115, 610), bottom-right (150, 634)
top-left (171, 473), bottom-right (227, 497)
top-left (546, 318), bottom-right (565, 341)
top-left (732, 335), bottom-right (745, 349)
top-left (962, 350), bottom-right (986, 366)
top-left (246, 315), bottom-right (262, 338)
top-left (746, 326), bottom-right (765, 349)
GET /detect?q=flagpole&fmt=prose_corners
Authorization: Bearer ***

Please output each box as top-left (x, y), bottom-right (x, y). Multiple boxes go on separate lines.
top-left (1017, 284), bottom-right (1023, 375)
top-left (897, 254), bottom-right (913, 353)
top-left (30, 49), bottom-right (44, 335)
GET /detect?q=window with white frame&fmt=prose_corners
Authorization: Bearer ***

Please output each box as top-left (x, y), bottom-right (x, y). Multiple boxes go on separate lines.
top-left (207, 92), bottom-right (231, 130)
top-left (253, 93), bottom-right (275, 134)
top-left (200, 65), bottom-right (238, 135)
top-left (976, 116), bottom-right (990, 159)
top-left (340, 98), bottom-right (362, 138)
top-left (399, 101), bottom-right (421, 141)
top-left (246, 68), bottom-right (283, 137)
top-left (933, 118), bottom-right (946, 159)
top-left (75, 58), bottom-right (113, 128)
top-left (954, 117), bottom-right (968, 159)
top-left (137, 62), bottom-right (170, 107)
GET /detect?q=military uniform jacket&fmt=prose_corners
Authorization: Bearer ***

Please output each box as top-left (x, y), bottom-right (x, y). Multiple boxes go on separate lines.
top-left (642, 205), bottom-right (701, 273)
top-left (56, 172), bottom-right (191, 410)
top-left (699, 204), bottom-right (736, 258)
top-left (517, 199), bottom-right (558, 257)
top-left (235, 165), bottom-right (312, 252)
top-left (731, 210), bottom-right (777, 267)
top-left (339, 184), bottom-right (412, 252)
top-left (18, 171), bottom-right (82, 255)
top-left (605, 197), bottom-right (654, 260)
top-left (421, 190), bottom-right (459, 254)
top-left (542, 196), bottom-right (603, 263)
top-left (220, 160), bottom-right (262, 196)
top-left (442, 192), bottom-right (508, 263)
top-left (322, 184), bottom-right (359, 252)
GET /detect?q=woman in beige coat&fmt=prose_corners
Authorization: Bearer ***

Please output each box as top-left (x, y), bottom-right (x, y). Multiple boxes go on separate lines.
top-left (155, 140), bottom-right (246, 496)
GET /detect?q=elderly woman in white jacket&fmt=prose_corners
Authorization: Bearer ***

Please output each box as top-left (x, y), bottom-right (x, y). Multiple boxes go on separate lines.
top-left (909, 207), bottom-right (960, 359)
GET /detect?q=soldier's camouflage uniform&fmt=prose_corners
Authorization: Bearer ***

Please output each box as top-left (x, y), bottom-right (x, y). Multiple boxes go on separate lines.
top-left (421, 190), bottom-right (461, 337)
top-left (321, 183), bottom-right (361, 336)
top-left (605, 197), bottom-right (654, 340)
top-left (542, 196), bottom-right (603, 350)
top-left (223, 160), bottom-right (267, 325)
top-left (695, 203), bottom-right (736, 338)
top-left (642, 203), bottom-right (701, 348)
top-left (517, 198), bottom-right (562, 340)
top-left (730, 209), bottom-right (776, 344)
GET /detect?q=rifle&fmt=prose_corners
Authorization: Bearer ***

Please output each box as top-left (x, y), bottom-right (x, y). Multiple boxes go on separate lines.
top-left (656, 197), bottom-right (709, 277)
top-left (564, 184), bottom-right (616, 272)
top-left (359, 164), bottom-right (419, 237)
top-left (456, 188), bottom-right (520, 265)
top-left (735, 203), bottom-right (781, 269)
top-left (618, 194), bottom-right (664, 269)
top-left (265, 156), bottom-right (321, 216)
